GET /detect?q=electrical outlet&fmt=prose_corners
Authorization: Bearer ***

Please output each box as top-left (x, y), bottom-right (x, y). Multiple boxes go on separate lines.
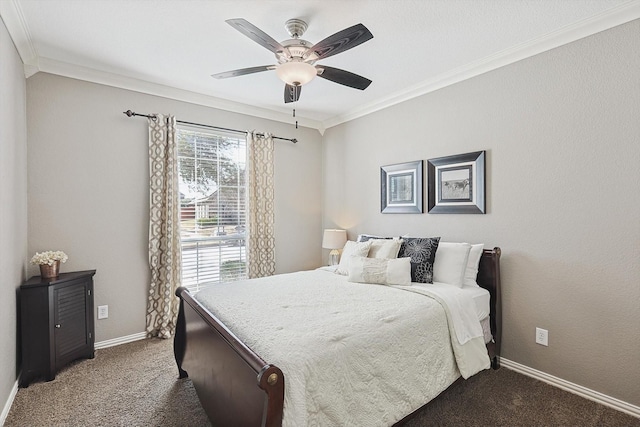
top-left (98, 305), bottom-right (109, 320)
top-left (536, 327), bottom-right (548, 346)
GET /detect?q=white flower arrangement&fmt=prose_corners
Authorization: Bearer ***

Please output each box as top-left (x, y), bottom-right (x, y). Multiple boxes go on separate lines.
top-left (30, 251), bottom-right (69, 266)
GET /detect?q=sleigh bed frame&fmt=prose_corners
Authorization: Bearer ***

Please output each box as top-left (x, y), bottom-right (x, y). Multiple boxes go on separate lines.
top-left (173, 247), bottom-right (501, 427)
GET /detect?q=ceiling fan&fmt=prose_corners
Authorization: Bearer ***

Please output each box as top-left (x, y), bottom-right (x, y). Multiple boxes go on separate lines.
top-left (212, 18), bottom-right (373, 103)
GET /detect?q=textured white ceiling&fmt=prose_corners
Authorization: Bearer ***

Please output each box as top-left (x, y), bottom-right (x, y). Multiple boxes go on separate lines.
top-left (3, 0), bottom-right (638, 129)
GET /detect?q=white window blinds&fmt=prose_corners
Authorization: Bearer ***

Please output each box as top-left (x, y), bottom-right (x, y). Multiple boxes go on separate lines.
top-left (177, 125), bottom-right (247, 292)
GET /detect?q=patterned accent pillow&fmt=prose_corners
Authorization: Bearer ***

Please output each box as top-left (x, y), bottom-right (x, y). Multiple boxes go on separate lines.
top-left (348, 256), bottom-right (411, 286)
top-left (398, 237), bottom-right (441, 283)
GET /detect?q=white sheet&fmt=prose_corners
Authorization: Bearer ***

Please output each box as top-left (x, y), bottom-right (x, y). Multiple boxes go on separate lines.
top-left (462, 284), bottom-right (491, 320)
top-left (432, 282), bottom-right (490, 321)
top-left (459, 285), bottom-right (492, 343)
top-left (426, 282), bottom-right (492, 343)
top-left (194, 269), bottom-right (489, 426)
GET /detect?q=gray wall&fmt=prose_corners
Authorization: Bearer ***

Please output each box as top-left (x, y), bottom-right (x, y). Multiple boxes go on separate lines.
top-left (0, 16), bottom-right (27, 417)
top-left (323, 21), bottom-right (640, 406)
top-left (26, 73), bottom-right (323, 343)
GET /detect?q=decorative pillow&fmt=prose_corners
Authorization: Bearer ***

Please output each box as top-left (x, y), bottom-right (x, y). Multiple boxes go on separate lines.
top-left (397, 237), bottom-right (440, 283)
top-left (335, 240), bottom-right (373, 276)
top-left (368, 238), bottom-right (403, 259)
top-left (348, 256), bottom-right (411, 286)
top-left (433, 242), bottom-right (472, 287)
top-left (463, 243), bottom-right (485, 287)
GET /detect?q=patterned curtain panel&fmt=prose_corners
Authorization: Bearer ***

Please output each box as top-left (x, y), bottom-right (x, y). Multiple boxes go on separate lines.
top-left (147, 114), bottom-right (182, 338)
top-left (247, 131), bottom-right (276, 278)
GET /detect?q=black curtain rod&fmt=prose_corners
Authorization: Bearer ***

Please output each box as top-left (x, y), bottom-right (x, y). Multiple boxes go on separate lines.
top-left (123, 110), bottom-right (297, 144)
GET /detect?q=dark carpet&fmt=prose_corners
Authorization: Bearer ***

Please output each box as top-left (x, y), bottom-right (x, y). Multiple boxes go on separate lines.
top-left (5, 338), bottom-right (638, 426)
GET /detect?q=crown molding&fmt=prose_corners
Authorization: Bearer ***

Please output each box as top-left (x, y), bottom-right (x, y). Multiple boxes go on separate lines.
top-left (322, 0), bottom-right (640, 130)
top-left (0, 0), bottom-right (37, 65)
top-left (33, 57), bottom-right (323, 131)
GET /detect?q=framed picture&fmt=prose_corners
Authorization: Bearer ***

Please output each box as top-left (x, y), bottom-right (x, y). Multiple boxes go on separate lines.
top-left (381, 160), bottom-right (423, 214)
top-left (427, 151), bottom-right (485, 214)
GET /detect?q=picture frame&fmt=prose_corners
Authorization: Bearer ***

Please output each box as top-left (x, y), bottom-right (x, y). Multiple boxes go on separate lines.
top-left (380, 160), bottom-right (423, 214)
top-left (427, 151), bottom-right (486, 214)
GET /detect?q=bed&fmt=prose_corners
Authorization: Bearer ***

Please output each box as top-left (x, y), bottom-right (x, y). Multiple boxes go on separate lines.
top-left (173, 246), bottom-right (501, 426)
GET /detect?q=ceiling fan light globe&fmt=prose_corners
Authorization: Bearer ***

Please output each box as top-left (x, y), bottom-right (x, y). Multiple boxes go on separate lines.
top-left (276, 61), bottom-right (317, 86)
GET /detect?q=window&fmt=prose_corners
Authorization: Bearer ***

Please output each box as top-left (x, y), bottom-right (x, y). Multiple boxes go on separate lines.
top-left (177, 126), bottom-right (247, 292)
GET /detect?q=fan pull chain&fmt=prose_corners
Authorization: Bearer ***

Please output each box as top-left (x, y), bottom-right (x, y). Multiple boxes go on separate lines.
top-left (293, 108), bottom-right (298, 129)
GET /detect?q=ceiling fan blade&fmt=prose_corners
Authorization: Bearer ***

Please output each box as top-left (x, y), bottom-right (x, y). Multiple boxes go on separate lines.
top-left (284, 84), bottom-right (301, 103)
top-left (316, 65), bottom-right (372, 90)
top-left (226, 18), bottom-right (285, 54)
top-left (305, 23), bottom-right (373, 61)
top-left (211, 65), bottom-right (274, 79)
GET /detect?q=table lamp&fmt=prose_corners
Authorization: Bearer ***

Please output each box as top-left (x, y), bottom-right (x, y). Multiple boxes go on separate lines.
top-left (322, 229), bottom-right (347, 266)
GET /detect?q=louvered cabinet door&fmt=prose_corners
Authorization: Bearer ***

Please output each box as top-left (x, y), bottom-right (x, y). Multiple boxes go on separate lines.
top-left (53, 281), bottom-right (94, 370)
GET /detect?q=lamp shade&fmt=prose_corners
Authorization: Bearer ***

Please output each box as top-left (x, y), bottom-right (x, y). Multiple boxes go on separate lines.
top-left (322, 229), bottom-right (347, 250)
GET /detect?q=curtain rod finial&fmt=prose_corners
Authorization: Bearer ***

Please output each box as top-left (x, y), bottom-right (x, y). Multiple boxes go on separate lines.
top-left (123, 110), bottom-right (157, 121)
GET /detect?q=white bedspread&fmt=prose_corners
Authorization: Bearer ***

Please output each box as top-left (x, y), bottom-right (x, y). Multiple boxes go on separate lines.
top-left (194, 269), bottom-right (490, 426)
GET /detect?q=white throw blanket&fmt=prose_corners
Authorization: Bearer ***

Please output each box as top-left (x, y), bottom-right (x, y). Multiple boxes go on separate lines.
top-left (195, 269), bottom-right (490, 426)
top-left (394, 282), bottom-right (491, 378)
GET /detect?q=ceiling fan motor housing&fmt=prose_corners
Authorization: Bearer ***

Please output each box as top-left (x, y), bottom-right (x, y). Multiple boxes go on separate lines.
top-left (277, 39), bottom-right (317, 64)
top-left (285, 18), bottom-right (308, 38)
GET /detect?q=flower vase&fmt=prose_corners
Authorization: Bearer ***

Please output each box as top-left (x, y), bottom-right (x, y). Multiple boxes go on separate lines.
top-left (40, 261), bottom-right (60, 279)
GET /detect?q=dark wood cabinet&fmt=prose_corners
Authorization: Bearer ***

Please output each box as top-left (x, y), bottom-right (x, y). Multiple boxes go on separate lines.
top-left (19, 270), bottom-right (96, 387)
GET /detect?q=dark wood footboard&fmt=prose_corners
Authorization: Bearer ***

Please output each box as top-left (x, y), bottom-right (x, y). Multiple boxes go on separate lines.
top-left (174, 287), bottom-right (284, 427)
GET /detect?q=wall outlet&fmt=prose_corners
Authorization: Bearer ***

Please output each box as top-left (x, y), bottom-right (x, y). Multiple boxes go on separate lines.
top-left (536, 327), bottom-right (548, 346)
top-left (97, 305), bottom-right (109, 320)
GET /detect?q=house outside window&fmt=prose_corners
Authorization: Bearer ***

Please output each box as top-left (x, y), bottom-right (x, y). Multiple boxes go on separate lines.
top-left (177, 126), bottom-right (247, 292)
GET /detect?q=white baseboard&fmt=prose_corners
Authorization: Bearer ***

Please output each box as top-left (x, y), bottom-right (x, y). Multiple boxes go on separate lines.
top-left (502, 358), bottom-right (640, 419)
top-left (0, 378), bottom-right (19, 427)
top-left (94, 331), bottom-right (146, 350)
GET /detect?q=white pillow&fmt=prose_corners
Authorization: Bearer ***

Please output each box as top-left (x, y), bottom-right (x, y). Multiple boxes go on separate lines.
top-left (335, 240), bottom-right (372, 276)
top-left (368, 238), bottom-right (403, 259)
top-left (463, 243), bottom-right (485, 287)
top-left (348, 256), bottom-right (411, 286)
top-left (433, 242), bottom-right (472, 287)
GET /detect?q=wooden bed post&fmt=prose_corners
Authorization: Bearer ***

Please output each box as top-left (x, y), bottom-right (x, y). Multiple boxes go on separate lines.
top-left (491, 247), bottom-right (502, 369)
top-left (174, 287), bottom-right (189, 379)
top-left (258, 365), bottom-right (285, 427)
top-left (478, 247), bottom-right (502, 370)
